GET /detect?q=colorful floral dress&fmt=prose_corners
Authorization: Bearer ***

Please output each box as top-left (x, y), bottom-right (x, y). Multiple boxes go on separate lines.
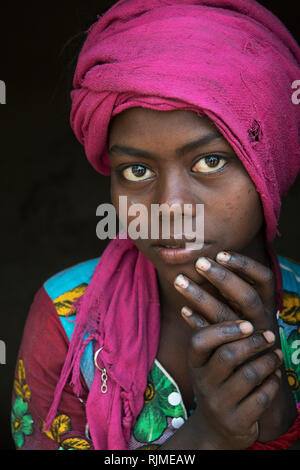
top-left (11, 254), bottom-right (300, 450)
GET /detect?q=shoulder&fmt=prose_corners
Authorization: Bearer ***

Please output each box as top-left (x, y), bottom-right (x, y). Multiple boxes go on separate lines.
top-left (18, 257), bottom-right (100, 383)
top-left (43, 257), bottom-right (100, 317)
top-left (12, 258), bottom-right (100, 450)
top-left (14, 258), bottom-right (100, 416)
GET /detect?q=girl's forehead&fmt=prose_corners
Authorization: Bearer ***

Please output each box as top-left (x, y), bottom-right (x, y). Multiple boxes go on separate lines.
top-left (109, 107), bottom-right (220, 139)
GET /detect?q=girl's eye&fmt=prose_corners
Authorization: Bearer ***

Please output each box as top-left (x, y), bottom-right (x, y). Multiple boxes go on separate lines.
top-left (119, 155), bottom-right (227, 181)
top-left (192, 155), bottom-right (228, 173)
top-left (121, 164), bottom-right (155, 182)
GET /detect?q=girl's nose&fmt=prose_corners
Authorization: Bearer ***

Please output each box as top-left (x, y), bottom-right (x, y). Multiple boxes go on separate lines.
top-left (156, 170), bottom-right (198, 218)
top-left (150, 168), bottom-right (205, 243)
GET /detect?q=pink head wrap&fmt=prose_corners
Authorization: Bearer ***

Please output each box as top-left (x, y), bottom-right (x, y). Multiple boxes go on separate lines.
top-left (45, 0), bottom-right (300, 450)
top-left (71, 0), bottom-right (300, 244)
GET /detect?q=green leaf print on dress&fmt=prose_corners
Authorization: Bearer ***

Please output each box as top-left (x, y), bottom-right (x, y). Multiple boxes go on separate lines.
top-left (280, 326), bottom-right (300, 402)
top-left (133, 360), bottom-right (186, 443)
top-left (11, 397), bottom-right (34, 449)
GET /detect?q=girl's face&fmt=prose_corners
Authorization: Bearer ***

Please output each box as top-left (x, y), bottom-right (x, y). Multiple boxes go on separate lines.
top-left (108, 107), bottom-right (265, 288)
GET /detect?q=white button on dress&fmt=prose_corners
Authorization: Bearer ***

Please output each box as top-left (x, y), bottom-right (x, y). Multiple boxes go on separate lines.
top-left (167, 391), bottom-right (181, 406)
top-left (171, 417), bottom-right (185, 429)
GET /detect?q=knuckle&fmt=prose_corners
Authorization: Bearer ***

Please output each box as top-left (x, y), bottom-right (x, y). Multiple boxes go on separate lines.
top-left (193, 287), bottom-right (206, 304)
top-left (255, 390), bottom-right (272, 408)
top-left (263, 268), bottom-right (274, 285)
top-left (242, 364), bottom-right (260, 384)
top-left (240, 256), bottom-right (249, 269)
top-left (241, 289), bottom-right (261, 310)
top-left (207, 394), bottom-right (222, 414)
top-left (265, 352), bottom-right (279, 369)
top-left (216, 345), bottom-right (235, 365)
top-left (215, 269), bottom-right (228, 282)
top-left (190, 330), bottom-right (204, 351)
top-left (249, 332), bottom-right (266, 349)
top-left (215, 304), bottom-right (230, 322)
top-left (220, 322), bottom-right (240, 337)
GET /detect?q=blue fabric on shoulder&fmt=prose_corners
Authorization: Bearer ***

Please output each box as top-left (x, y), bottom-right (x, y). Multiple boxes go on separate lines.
top-left (44, 257), bottom-right (100, 390)
top-left (44, 258), bottom-right (99, 301)
top-left (277, 255), bottom-right (300, 294)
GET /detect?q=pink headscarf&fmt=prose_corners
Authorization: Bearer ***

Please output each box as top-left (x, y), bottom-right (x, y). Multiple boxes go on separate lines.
top-left (71, 0), bottom-right (300, 244)
top-left (45, 0), bottom-right (300, 449)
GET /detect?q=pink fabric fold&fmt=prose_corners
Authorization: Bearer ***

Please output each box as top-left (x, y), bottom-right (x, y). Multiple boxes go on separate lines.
top-left (45, 0), bottom-right (300, 449)
top-left (44, 232), bottom-right (161, 449)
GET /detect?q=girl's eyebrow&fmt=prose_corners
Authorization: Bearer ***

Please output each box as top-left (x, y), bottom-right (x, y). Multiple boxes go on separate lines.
top-left (109, 131), bottom-right (223, 159)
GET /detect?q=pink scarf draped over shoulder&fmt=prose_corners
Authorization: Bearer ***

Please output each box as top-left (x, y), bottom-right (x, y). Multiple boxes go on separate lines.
top-left (44, 0), bottom-right (300, 450)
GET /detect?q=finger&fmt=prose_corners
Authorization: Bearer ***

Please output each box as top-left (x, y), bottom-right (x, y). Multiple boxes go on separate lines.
top-left (215, 251), bottom-right (275, 307)
top-left (181, 306), bottom-right (210, 329)
top-left (174, 274), bottom-right (238, 324)
top-left (237, 372), bottom-right (281, 426)
top-left (188, 320), bottom-right (254, 368)
top-left (194, 257), bottom-right (265, 324)
top-left (220, 349), bottom-right (283, 404)
top-left (204, 330), bottom-right (277, 386)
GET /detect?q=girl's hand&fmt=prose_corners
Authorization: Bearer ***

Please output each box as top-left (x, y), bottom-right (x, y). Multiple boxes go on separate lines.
top-left (175, 251), bottom-right (277, 332)
top-left (178, 315), bottom-right (282, 449)
top-left (174, 251), bottom-right (297, 442)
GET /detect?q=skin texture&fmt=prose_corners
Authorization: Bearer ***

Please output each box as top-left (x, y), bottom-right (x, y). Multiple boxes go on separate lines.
top-left (107, 107), bottom-right (298, 449)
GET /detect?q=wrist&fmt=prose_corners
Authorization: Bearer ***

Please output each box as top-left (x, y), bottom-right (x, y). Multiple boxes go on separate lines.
top-left (187, 412), bottom-right (219, 450)
top-left (187, 411), bottom-right (237, 450)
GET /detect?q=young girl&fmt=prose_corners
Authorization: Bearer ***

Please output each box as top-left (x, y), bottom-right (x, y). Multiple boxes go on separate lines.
top-left (11, 0), bottom-right (300, 450)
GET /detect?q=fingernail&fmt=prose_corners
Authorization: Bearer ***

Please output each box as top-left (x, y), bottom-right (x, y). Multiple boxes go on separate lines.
top-left (196, 257), bottom-right (211, 271)
top-left (175, 274), bottom-right (189, 289)
top-left (181, 306), bottom-right (193, 317)
top-left (239, 321), bottom-right (254, 334)
top-left (262, 331), bottom-right (276, 343)
top-left (274, 349), bottom-right (284, 362)
top-left (216, 251), bottom-right (231, 263)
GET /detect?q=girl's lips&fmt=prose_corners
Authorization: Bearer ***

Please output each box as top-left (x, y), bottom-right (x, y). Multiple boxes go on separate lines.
top-left (152, 243), bottom-right (210, 265)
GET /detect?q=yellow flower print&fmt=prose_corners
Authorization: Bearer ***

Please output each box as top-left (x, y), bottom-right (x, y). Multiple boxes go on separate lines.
top-left (11, 359), bottom-right (34, 448)
top-left (13, 359), bottom-right (31, 402)
top-left (280, 291), bottom-right (300, 325)
top-left (144, 382), bottom-right (156, 404)
top-left (53, 284), bottom-right (87, 317)
top-left (286, 368), bottom-right (300, 392)
top-left (42, 414), bottom-right (91, 450)
top-left (58, 438), bottom-right (91, 450)
top-left (43, 414), bottom-right (72, 443)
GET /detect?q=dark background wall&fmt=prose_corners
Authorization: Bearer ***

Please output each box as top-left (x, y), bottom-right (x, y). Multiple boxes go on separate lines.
top-left (1, 1), bottom-right (299, 450)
